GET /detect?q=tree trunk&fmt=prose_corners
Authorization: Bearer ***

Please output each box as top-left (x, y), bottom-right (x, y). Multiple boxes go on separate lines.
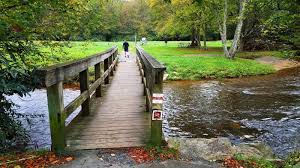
top-left (203, 25), bottom-right (207, 50)
top-left (228, 0), bottom-right (248, 58)
top-left (190, 28), bottom-right (199, 47)
top-left (220, 0), bottom-right (230, 58)
top-left (196, 30), bottom-right (201, 49)
top-left (219, 0), bottom-right (248, 59)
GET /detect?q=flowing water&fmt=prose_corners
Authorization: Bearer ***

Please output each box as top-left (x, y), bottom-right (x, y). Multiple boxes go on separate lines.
top-left (7, 89), bottom-right (81, 150)
top-left (7, 67), bottom-right (300, 158)
top-left (163, 67), bottom-right (300, 158)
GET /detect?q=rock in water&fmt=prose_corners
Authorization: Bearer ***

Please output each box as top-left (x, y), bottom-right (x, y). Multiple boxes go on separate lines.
top-left (168, 137), bottom-right (235, 161)
top-left (235, 143), bottom-right (275, 159)
top-left (167, 137), bottom-right (275, 161)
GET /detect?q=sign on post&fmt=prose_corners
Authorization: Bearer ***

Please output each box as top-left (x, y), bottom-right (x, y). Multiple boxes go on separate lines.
top-left (152, 93), bottom-right (164, 104)
top-left (152, 110), bottom-right (163, 120)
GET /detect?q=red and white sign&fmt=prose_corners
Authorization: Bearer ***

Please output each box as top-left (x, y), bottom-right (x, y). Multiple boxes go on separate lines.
top-left (152, 110), bottom-right (163, 120)
top-left (152, 93), bottom-right (164, 104)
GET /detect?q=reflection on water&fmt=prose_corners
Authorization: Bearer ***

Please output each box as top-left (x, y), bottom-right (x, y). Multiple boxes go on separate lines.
top-left (163, 67), bottom-right (300, 158)
top-left (7, 89), bottom-right (80, 149)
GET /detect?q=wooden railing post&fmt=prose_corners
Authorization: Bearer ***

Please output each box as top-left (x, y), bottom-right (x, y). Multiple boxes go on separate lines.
top-left (143, 63), bottom-right (147, 97)
top-left (151, 70), bottom-right (164, 146)
top-left (113, 52), bottom-right (117, 71)
top-left (104, 58), bottom-right (109, 84)
top-left (95, 63), bottom-right (102, 97)
top-left (46, 81), bottom-right (65, 152)
top-left (80, 69), bottom-right (90, 116)
top-left (109, 55), bottom-right (114, 76)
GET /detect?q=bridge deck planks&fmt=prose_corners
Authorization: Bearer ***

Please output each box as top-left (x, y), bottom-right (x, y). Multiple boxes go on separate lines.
top-left (66, 55), bottom-right (150, 150)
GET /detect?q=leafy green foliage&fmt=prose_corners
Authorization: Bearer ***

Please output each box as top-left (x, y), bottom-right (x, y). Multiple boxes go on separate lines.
top-left (241, 0), bottom-right (299, 50)
top-left (0, 0), bottom-right (106, 151)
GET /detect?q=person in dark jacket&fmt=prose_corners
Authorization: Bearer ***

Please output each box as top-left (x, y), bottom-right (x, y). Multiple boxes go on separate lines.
top-left (123, 41), bottom-right (129, 58)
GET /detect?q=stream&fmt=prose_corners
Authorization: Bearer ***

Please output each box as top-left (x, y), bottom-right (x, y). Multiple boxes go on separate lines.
top-left (163, 67), bottom-right (300, 158)
top-left (7, 67), bottom-right (300, 158)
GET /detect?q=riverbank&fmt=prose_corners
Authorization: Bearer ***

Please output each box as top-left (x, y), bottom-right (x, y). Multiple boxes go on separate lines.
top-left (255, 56), bottom-right (300, 71)
top-left (142, 41), bottom-right (299, 80)
top-left (142, 45), bottom-right (275, 80)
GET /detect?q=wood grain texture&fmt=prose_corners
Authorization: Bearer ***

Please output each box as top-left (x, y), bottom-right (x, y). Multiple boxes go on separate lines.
top-left (38, 47), bottom-right (117, 87)
top-left (67, 55), bottom-right (150, 150)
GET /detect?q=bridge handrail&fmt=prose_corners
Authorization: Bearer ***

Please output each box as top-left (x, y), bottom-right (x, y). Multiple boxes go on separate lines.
top-left (136, 45), bottom-right (166, 146)
top-left (38, 46), bottom-right (117, 87)
top-left (36, 46), bottom-right (118, 152)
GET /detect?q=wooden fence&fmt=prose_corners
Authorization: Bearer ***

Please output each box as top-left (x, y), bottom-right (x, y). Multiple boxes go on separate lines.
top-left (37, 46), bottom-right (118, 152)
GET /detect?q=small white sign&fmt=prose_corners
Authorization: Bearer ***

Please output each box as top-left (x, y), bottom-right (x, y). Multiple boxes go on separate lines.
top-left (152, 93), bottom-right (164, 104)
top-left (152, 110), bottom-right (163, 120)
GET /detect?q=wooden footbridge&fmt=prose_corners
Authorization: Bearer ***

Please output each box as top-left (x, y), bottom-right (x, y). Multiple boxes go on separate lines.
top-left (38, 46), bottom-right (166, 152)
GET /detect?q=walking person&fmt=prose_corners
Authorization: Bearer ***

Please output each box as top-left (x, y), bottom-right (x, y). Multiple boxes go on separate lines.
top-left (123, 40), bottom-right (129, 58)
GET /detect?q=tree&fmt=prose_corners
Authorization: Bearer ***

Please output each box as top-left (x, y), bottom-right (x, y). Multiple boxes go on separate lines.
top-left (240, 0), bottom-right (299, 51)
top-left (149, 0), bottom-right (208, 48)
top-left (214, 0), bottom-right (249, 59)
top-left (0, 0), bottom-right (101, 151)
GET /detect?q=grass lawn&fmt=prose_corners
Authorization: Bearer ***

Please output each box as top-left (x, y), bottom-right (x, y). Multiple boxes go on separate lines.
top-left (142, 41), bottom-right (275, 80)
top-left (31, 41), bottom-right (135, 67)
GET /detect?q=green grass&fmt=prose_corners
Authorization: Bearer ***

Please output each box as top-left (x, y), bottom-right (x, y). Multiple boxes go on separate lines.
top-left (31, 41), bottom-right (136, 67)
top-left (142, 42), bottom-right (275, 80)
top-left (233, 151), bottom-right (300, 168)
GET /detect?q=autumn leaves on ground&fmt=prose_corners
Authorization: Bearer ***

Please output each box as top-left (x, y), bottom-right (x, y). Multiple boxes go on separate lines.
top-left (0, 146), bottom-right (179, 168)
top-left (0, 151), bottom-right (74, 168)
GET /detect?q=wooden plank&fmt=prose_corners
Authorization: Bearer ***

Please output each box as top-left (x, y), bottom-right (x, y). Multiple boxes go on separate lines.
top-left (68, 137), bottom-right (146, 145)
top-left (64, 90), bottom-right (89, 117)
top-left (67, 132), bottom-right (149, 140)
top-left (66, 141), bottom-right (146, 150)
top-left (66, 54), bottom-right (150, 149)
top-left (67, 129), bottom-right (149, 137)
top-left (38, 47), bottom-right (117, 87)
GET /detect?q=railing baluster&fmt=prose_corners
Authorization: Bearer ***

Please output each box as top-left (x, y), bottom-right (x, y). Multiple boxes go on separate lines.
top-left (109, 55), bottom-right (114, 76)
top-left (46, 81), bottom-right (65, 152)
top-left (79, 69), bottom-right (90, 116)
top-left (113, 52), bottom-right (117, 71)
top-left (104, 58), bottom-right (109, 84)
top-left (95, 63), bottom-right (102, 97)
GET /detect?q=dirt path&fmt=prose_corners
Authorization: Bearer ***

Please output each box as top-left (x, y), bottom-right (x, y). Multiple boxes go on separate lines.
top-left (255, 56), bottom-right (300, 71)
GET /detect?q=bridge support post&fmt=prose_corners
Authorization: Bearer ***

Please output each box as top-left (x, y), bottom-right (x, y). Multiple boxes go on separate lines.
top-left (104, 58), bottom-right (109, 84)
top-left (80, 69), bottom-right (90, 116)
top-left (46, 81), bottom-right (66, 152)
top-left (95, 63), bottom-right (102, 97)
top-left (109, 55), bottom-right (114, 76)
top-left (151, 70), bottom-right (164, 146)
top-left (113, 52), bottom-right (117, 71)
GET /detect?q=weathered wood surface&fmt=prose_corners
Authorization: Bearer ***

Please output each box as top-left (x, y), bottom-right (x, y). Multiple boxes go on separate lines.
top-left (66, 55), bottom-right (150, 150)
top-left (136, 46), bottom-right (166, 146)
top-left (39, 47), bottom-right (117, 87)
